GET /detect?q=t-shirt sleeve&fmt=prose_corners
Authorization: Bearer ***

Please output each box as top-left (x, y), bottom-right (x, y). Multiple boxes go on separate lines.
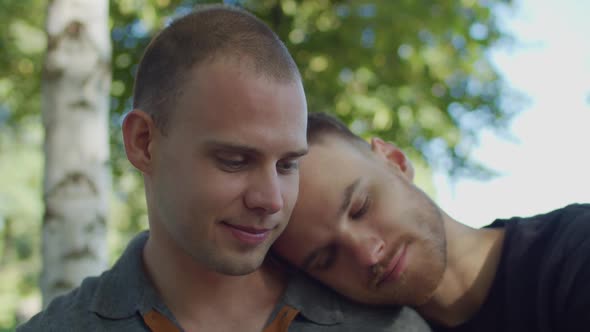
top-left (561, 210), bottom-right (590, 331)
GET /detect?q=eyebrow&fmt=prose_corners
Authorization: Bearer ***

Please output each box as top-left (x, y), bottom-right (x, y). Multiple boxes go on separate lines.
top-left (301, 244), bottom-right (337, 271)
top-left (204, 140), bottom-right (308, 159)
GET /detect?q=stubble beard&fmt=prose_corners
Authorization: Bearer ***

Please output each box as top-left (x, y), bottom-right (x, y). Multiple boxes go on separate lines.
top-left (357, 191), bottom-right (447, 307)
top-left (195, 241), bottom-right (271, 276)
top-left (394, 183), bottom-right (447, 307)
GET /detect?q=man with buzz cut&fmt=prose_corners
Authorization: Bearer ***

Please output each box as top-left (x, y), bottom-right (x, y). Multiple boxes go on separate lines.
top-left (18, 5), bottom-right (431, 332)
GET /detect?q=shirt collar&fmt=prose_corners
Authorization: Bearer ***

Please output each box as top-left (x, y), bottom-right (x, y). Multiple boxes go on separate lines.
top-left (89, 232), bottom-right (345, 325)
top-left (89, 231), bottom-right (169, 319)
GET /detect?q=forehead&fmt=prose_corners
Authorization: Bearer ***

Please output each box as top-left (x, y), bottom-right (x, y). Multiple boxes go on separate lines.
top-left (293, 138), bottom-right (368, 222)
top-left (300, 137), bottom-right (370, 188)
top-left (171, 60), bottom-right (307, 149)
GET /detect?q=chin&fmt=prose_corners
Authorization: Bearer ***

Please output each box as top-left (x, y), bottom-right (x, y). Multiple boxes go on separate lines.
top-left (219, 266), bottom-right (259, 276)
top-left (213, 255), bottom-right (266, 276)
top-left (367, 273), bottom-right (439, 307)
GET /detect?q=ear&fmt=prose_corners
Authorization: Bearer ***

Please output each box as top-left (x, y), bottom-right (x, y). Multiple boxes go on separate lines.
top-left (370, 137), bottom-right (415, 181)
top-left (122, 109), bottom-right (157, 174)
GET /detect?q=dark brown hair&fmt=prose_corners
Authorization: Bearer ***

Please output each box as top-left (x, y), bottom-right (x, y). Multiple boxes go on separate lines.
top-left (307, 112), bottom-right (369, 149)
top-left (132, 4), bottom-right (300, 133)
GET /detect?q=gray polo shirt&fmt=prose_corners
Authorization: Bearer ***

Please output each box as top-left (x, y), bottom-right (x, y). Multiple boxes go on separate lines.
top-left (17, 232), bottom-right (430, 331)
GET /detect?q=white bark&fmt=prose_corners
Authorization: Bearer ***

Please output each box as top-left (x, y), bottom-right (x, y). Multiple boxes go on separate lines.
top-left (41, 0), bottom-right (111, 307)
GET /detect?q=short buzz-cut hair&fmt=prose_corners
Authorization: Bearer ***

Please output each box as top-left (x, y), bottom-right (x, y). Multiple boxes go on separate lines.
top-left (307, 112), bottom-right (369, 149)
top-left (132, 4), bottom-right (301, 133)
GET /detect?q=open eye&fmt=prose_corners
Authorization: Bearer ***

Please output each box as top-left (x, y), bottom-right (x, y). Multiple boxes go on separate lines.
top-left (276, 158), bottom-right (300, 174)
top-left (219, 158), bottom-right (246, 169)
top-left (216, 153), bottom-right (248, 172)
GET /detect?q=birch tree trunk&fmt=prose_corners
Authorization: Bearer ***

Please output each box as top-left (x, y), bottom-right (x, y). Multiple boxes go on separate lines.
top-left (41, 0), bottom-right (111, 307)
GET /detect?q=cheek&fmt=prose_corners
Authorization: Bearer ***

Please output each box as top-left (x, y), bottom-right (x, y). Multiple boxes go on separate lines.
top-left (315, 261), bottom-right (363, 292)
top-left (194, 172), bottom-right (246, 206)
top-left (272, 233), bottom-right (302, 263)
top-left (274, 220), bottom-right (318, 265)
top-left (279, 175), bottom-right (300, 211)
top-left (160, 155), bottom-right (246, 211)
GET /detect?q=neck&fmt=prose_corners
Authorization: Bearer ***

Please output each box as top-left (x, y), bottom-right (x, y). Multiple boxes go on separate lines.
top-left (143, 229), bottom-right (286, 330)
top-left (417, 212), bottom-right (505, 327)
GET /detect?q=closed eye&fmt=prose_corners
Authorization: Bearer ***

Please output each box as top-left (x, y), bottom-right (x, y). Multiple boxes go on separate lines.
top-left (350, 195), bottom-right (371, 220)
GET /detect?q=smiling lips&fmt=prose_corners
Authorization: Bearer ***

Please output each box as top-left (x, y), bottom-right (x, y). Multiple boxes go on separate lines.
top-left (371, 244), bottom-right (408, 288)
top-left (222, 222), bottom-right (274, 245)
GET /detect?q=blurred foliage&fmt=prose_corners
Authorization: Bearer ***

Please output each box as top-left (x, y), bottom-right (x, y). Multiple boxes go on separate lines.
top-left (0, 0), bottom-right (47, 328)
top-left (0, 0), bottom-right (519, 329)
top-left (108, 0), bottom-right (520, 180)
top-left (0, 0), bottom-right (45, 127)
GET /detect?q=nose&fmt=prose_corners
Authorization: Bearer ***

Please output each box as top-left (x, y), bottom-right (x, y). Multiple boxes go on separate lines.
top-left (342, 229), bottom-right (385, 267)
top-left (244, 167), bottom-right (284, 215)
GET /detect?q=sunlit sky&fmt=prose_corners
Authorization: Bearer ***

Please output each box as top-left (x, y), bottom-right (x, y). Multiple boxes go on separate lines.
top-left (434, 0), bottom-right (590, 227)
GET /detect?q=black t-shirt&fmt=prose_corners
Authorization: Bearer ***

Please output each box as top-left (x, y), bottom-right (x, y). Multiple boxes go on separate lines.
top-left (433, 204), bottom-right (590, 332)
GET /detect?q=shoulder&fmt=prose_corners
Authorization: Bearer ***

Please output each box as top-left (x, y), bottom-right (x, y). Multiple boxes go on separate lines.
top-left (339, 302), bottom-right (431, 332)
top-left (285, 272), bottom-right (431, 331)
top-left (498, 204), bottom-right (590, 247)
top-left (17, 276), bottom-right (102, 332)
top-left (552, 205), bottom-right (590, 330)
top-left (558, 203), bottom-right (590, 234)
top-left (18, 233), bottom-right (154, 331)
top-left (556, 204), bottom-right (590, 270)
top-left (532, 203), bottom-right (590, 249)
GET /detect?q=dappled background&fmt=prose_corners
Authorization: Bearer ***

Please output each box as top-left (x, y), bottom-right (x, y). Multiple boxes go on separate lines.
top-left (0, 0), bottom-right (519, 329)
